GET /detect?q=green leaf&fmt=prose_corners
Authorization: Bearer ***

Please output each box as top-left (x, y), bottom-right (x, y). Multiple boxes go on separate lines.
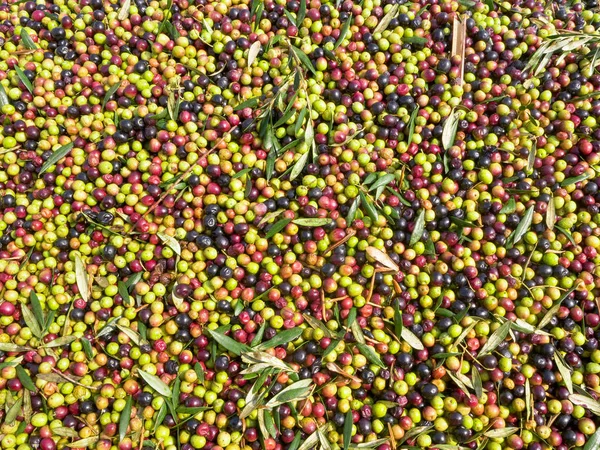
top-left (537, 284), bottom-right (579, 330)
top-left (442, 109), bottom-right (460, 150)
top-left (137, 369), bottom-right (172, 397)
top-left (407, 106), bottom-right (420, 144)
top-left (102, 81), bottom-right (122, 108)
top-left (14, 66), bottom-right (33, 94)
top-left (21, 304), bottom-right (43, 339)
top-left (555, 225), bottom-right (576, 246)
top-left (359, 191), bottom-right (378, 222)
top-left (119, 396), bottom-right (132, 441)
top-left (206, 329), bottom-right (251, 356)
top-left (264, 410), bottom-right (277, 439)
top-left (290, 151), bottom-right (309, 181)
top-left (291, 46), bottom-right (317, 75)
top-left (265, 379), bottom-right (313, 408)
top-left (363, 173), bottom-right (378, 186)
top-left (74, 254), bottom-right (89, 302)
top-left (373, 4), bottom-right (399, 34)
top-left (394, 304), bottom-right (403, 341)
top-left (584, 428), bottom-right (600, 450)
top-left (404, 36), bottom-right (428, 45)
top-left (554, 353), bottom-right (573, 394)
top-left (0, 83), bottom-right (9, 107)
top-left (561, 173), bottom-right (591, 187)
top-left (118, 281), bottom-right (132, 307)
top-left (303, 314), bottom-right (334, 338)
top-left (16, 366), bottom-right (36, 391)
top-left (527, 143), bottom-right (536, 173)
top-left (292, 218), bottom-right (332, 227)
top-left (5, 395), bottom-right (23, 424)
top-left (478, 320), bottom-right (511, 356)
top-left (484, 428), bottom-right (519, 439)
top-left (356, 343), bottom-right (385, 368)
top-left (29, 292), bottom-right (44, 332)
top-left (153, 403), bottom-right (168, 433)
top-left (295, 107), bottom-right (307, 137)
top-left (52, 427), bottom-right (79, 438)
top-left (289, 432), bottom-right (303, 450)
top-left (20, 29), bottom-right (37, 49)
top-left (39, 142), bottom-right (74, 176)
top-left (500, 198), bottom-right (516, 214)
top-left (347, 197), bottom-right (360, 225)
top-left (409, 209), bottom-right (426, 247)
top-left (66, 438), bottom-right (100, 448)
top-left (43, 336), bottom-right (77, 348)
top-left (343, 410), bottom-right (353, 450)
top-left (234, 97), bottom-right (259, 111)
top-left (322, 339), bottom-right (341, 359)
top-left (257, 327), bottom-right (303, 350)
top-left (265, 218), bottom-right (291, 239)
top-left (369, 174), bottom-right (395, 193)
top-left (472, 365), bottom-right (483, 398)
top-left (401, 327), bottom-right (425, 351)
top-left (297, 0), bottom-right (306, 24)
top-left (507, 205), bottom-right (534, 247)
top-left (334, 15), bottom-right (352, 51)
top-left (157, 232), bottom-right (181, 256)
top-left (81, 337), bottom-right (94, 360)
top-left (0, 343), bottom-right (31, 352)
top-left (251, 320), bottom-right (267, 347)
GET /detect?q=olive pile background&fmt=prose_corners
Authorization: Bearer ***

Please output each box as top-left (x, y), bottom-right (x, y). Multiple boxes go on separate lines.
top-left (0, 0), bottom-right (600, 449)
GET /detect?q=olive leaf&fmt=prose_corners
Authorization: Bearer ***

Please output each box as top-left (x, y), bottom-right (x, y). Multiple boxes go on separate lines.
top-left (407, 106), bottom-right (420, 144)
top-left (303, 314), bottom-right (334, 338)
top-left (326, 362), bottom-right (362, 384)
top-left (0, 343), bottom-right (31, 352)
top-left (233, 97), bottom-right (259, 111)
top-left (292, 218), bottom-right (332, 227)
top-left (117, 0), bottom-right (131, 21)
top-left (153, 403), bottom-right (168, 432)
top-left (546, 196), bottom-right (556, 230)
top-left (119, 396), bottom-right (132, 441)
top-left (373, 4), bottom-right (399, 34)
top-left (81, 337), bottom-right (94, 360)
top-left (484, 428), bottom-right (519, 439)
top-left (348, 438), bottom-right (390, 449)
top-left (247, 41), bottom-right (261, 66)
top-left (555, 225), bottom-right (576, 246)
top-left (366, 246), bottom-right (399, 272)
top-left (74, 254), bottom-right (89, 302)
top-left (171, 284), bottom-right (184, 309)
top-left (297, 0), bottom-right (306, 24)
top-left (0, 83), bottom-right (9, 107)
top-left (554, 353), bottom-right (573, 394)
top-left (290, 151), bottom-right (309, 181)
top-left (356, 343), bottom-right (385, 368)
top-left (240, 351), bottom-right (296, 375)
top-left (30, 292), bottom-right (44, 331)
top-left (14, 66), bottom-right (33, 93)
top-left (343, 410), bottom-right (353, 450)
top-left (442, 108), bottom-right (460, 150)
top-left (21, 303), bottom-right (43, 339)
top-left (17, 366), bottom-right (36, 391)
top-left (23, 389), bottom-right (32, 421)
top-left (206, 329), bottom-right (251, 356)
top-left (584, 428), bottom-right (600, 450)
top-left (39, 141), bottom-right (74, 176)
top-left (265, 218), bottom-right (291, 239)
top-left (401, 327), bottom-right (425, 351)
top-left (360, 191), bottom-right (378, 222)
top-left (20, 29), bottom-right (37, 49)
top-left (369, 174), bottom-right (395, 193)
top-left (478, 320), bottom-right (511, 356)
top-left (472, 365), bottom-right (483, 398)
top-left (256, 327), bottom-right (303, 351)
top-left (5, 395), bottom-right (23, 424)
top-left (52, 427), bottom-right (79, 438)
top-left (43, 336), bottom-right (77, 348)
top-left (157, 232), bottom-right (181, 256)
top-left (409, 209), bottom-right (426, 247)
top-left (66, 437), bottom-right (99, 448)
top-left (251, 321), bottom-right (267, 347)
top-left (525, 378), bottom-right (532, 421)
top-left (448, 371), bottom-right (474, 397)
top-left (526, 143), bottom-right (536, 173)
top-left (537, 284), bottom-right (579, 330)
top-left (347, 197), bottom-right (360, 225)
top-left (297, 428), bottom-right (320, 450)
top-left (334, 15), bottom-right (352, 50)
top-left (561, 172), bottom-right (591, 187)
top-left (450, 319), bottom-right (479, 351)
top-left (265, 379), bottom-right (313, 408)
top-left (118, 281), bottom-right (132, 307)
top-left (290, 46), bottom-right (317, 75)
top-left (240, 373), bottom-right (267, 419)
top-left (507, 205), bottom-right (534, 247)
top-left (137, 369), bottom-right (172, 397)
top-left (116, 324), bottom-right (148, 346)
top-left (569, 394), bottom-right (600, 416)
